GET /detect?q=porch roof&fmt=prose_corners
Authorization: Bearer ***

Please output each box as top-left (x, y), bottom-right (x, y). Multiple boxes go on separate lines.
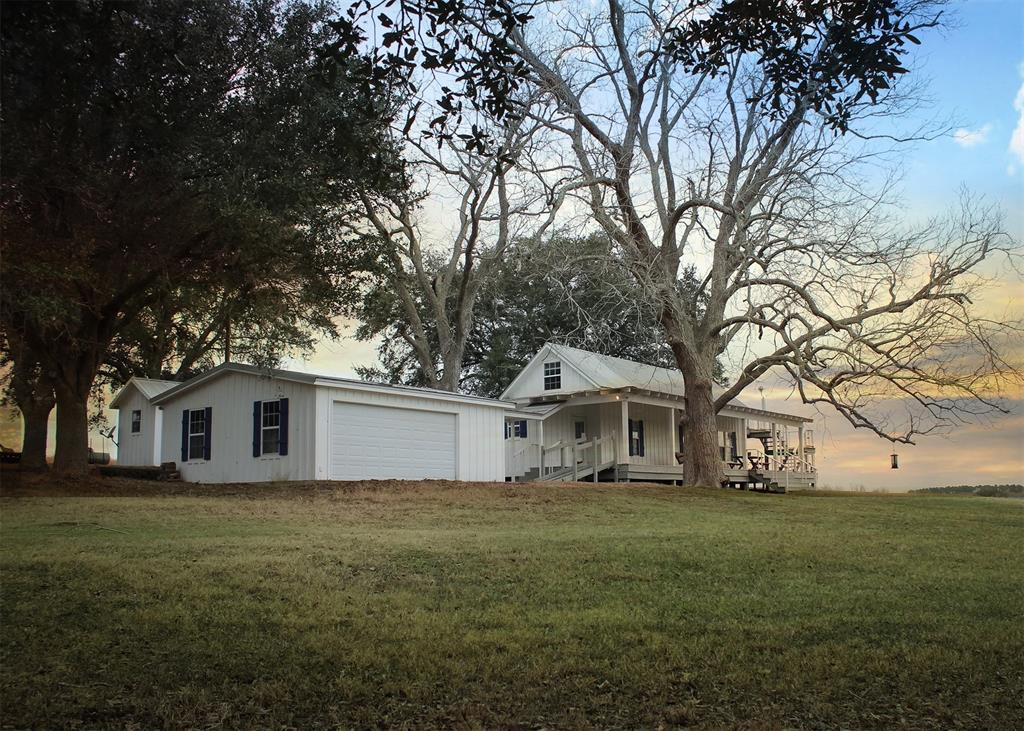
top-left (521, 386), bottom-right (813, 424)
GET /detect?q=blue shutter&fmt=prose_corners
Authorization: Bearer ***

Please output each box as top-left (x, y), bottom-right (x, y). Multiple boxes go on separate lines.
top-left (203, 407), bottom-right (212, 460)
top-left (252, 401), bottom-right (262, 457)
top-left (638, 420), bottom-right (645, 457)
top-left (519, 420), bottom-right (527, 439)
top-left (181, 409), bottom-right (189, 462)
top-left (279, 398), bottom-right (289, 456)
top-left (628, 418), bottom-right (635, 456)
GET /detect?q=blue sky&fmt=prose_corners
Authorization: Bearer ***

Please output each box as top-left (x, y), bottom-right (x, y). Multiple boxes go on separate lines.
top-left (902, 0), bottom-right (1023, 236)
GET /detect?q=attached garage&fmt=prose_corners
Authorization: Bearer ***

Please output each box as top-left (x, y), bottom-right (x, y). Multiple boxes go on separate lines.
top-left (123, 362), bottom-right (512, 484)
top-left (330, 402), bottom-right (457, 480)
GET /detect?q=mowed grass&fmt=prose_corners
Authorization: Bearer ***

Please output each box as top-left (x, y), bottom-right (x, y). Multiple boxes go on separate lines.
top-left (1, 480), bottom-right (1022, 729)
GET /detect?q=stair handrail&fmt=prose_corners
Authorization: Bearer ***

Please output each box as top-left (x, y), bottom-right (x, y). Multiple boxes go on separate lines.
top-left (508, 443), bottom-right (533, 482)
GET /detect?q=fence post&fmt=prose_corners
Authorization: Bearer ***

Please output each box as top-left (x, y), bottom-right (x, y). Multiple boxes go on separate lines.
top-left (612, 431), bottom-right (619, 482)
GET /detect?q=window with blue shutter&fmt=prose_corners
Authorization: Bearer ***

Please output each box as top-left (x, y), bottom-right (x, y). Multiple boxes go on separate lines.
top-left (629, 419), bottom-right (645, 457)
top-left (202, 407), bottom-right (212, 460)
top-left (252, 401), bottom-right (262, 457)
top-left (185, 408), bottom-right (210, 461)
top-left (278, 398), bottom-right (289, 456)
top-left (253, 398), bottom-right (288, 456)
top-left (181, 410), bottom-right (189, 462)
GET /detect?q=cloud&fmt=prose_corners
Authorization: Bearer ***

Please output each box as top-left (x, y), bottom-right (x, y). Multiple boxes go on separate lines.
top-left (953, 123), bottom-right (993, 148)
top-left (1011, 64), bottom-right (1024, 164)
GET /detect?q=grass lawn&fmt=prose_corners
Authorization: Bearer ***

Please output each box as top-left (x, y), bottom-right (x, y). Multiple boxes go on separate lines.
top-left (2, 478), bottom-right (1022, 729)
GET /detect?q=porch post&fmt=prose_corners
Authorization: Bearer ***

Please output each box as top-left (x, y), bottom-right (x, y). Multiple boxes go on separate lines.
top-left (538, 420), bottom-right (546, 476)
top-left (738, 416), bottom-right (747, 467)
top-left (798, 424), bottom-right (805, 472)
top-left (669, 407), bottom-right (678, 458)
top-left (769, 421), bottom-right (777, 471)
top-left (669, 406), bottom-right (679, 486)
top-left (619, 398), bottom-right (630, 465)
top-left (612, 431), bottom-right (619, 482)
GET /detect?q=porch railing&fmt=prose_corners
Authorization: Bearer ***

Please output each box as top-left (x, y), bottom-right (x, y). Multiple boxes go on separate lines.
top-left (745, 450), bottom-right (816, 474)
top-left (529, 432), bottom-right (618, 482)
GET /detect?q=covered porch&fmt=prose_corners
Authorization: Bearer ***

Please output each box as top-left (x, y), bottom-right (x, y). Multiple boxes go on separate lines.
top-left (504, 390), bottom-right (816, 490)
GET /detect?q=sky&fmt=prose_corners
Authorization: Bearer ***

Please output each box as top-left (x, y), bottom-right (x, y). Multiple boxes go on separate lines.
top-left (3, 0), bottom-right (1021, 490)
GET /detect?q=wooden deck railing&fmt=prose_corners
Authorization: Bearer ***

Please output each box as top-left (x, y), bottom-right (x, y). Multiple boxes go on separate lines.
top-left (745, 451), bottom-right (816, 474)
top-left (538, 432), bottom-right (617, 482)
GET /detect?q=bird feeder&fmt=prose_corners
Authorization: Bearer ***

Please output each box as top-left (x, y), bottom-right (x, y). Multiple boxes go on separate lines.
top-left (890, 452), bottom-right (899, 469)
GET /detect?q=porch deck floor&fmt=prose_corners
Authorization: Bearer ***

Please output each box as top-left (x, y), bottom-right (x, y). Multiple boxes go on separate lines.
top-left (603, 463), bottom-right (817, 488)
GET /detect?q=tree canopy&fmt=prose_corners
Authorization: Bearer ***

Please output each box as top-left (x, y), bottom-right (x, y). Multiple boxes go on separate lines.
top-left (1, 0), bottom-right (399, 469)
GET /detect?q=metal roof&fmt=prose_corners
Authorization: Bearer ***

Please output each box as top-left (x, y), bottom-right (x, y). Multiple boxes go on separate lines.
top-left (147, 362), bottom-right (514, 409)
top-left (543, 343), bottom-right (747, 407)
top-left (109, 377), bottom-right (180, 408)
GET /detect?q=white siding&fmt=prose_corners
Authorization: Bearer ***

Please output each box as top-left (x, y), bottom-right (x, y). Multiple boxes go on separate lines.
top-left (159, 373), bottom-right (317, 483)
top-left (624, 401), bottom-right (676, 466)
top-left (317, 385), bottom-right (506, 482)
top-left (502, 349), bottom-right (595, 401)
top-left (114, 387), bottom-right (159, 466)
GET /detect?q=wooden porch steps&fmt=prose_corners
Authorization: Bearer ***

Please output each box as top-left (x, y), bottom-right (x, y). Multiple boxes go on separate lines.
top-left (536, 460), bottom-right (617, 482)
top-left (97, 462), bottom-right (182, 481)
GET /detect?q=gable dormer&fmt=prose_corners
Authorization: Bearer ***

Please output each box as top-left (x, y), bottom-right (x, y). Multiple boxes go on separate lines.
top-left (500, 344), bottom-right (597, 402)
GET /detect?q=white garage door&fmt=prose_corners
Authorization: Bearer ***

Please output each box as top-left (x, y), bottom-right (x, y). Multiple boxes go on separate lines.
top-left (330, 402), bottom-right (457, 480)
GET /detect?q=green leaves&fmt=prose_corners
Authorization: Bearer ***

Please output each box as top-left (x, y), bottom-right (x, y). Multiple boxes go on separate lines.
top-left (667, 0), bottom-right (940, 133)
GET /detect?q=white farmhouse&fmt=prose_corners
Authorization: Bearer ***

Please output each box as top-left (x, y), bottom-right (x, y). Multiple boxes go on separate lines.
top-left (112, 345), bottom-right (816, 488)
top-left (501, 344), bottom-right (816, 489)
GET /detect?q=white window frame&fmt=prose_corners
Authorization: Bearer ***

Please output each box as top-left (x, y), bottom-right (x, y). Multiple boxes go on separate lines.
top-left (130, 409), bottom-right (142, 434)
top-left (260, 400), bottom-right (281, 456)
top-left (543, 361), bottom-right (561, 390)
top-left (187, 409), bottom-right (206, 461)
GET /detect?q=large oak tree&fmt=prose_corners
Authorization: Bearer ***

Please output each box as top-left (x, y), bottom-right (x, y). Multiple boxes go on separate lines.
top-left (1, 0), bottom-right (396, 470)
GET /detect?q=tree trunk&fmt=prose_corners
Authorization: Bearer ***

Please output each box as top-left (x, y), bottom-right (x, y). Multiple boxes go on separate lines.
top-left (437, 345), bottom-right (465, 392)
top-left (8, 355), bottom-right (56, 470)
top-left (19, 401), bottom-right (53, 470)
top-left (677, 351), bottom-right (726, 488)
top-left (52, 378), bottom-right (92, 473)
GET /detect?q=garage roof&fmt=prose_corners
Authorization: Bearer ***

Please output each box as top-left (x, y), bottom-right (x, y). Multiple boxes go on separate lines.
top-left (110, 377), bottom-right (180, 409)
top-left (148, 362), bottom-right (515, 409)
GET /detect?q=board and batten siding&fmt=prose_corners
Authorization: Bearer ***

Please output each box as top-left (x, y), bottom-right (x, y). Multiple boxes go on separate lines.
top-left (159, 373), bottom-right (316, 483)
top-left (502, 352), bottom-right (594, 401)
top-left (622, 400), bottom-right (677, 466)
top-left (115, 386), bottom-right (160, 466)
top-left (313, 385), bottom-right (506, 482)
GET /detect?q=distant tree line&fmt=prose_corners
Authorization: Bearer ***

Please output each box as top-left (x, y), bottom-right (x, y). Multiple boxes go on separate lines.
top-left (911, 485), bottom-right (1024, 497)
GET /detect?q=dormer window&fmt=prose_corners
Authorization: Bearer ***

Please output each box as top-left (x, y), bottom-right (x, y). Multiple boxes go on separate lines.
top-left (543, 361), bottom-right (561, 390)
